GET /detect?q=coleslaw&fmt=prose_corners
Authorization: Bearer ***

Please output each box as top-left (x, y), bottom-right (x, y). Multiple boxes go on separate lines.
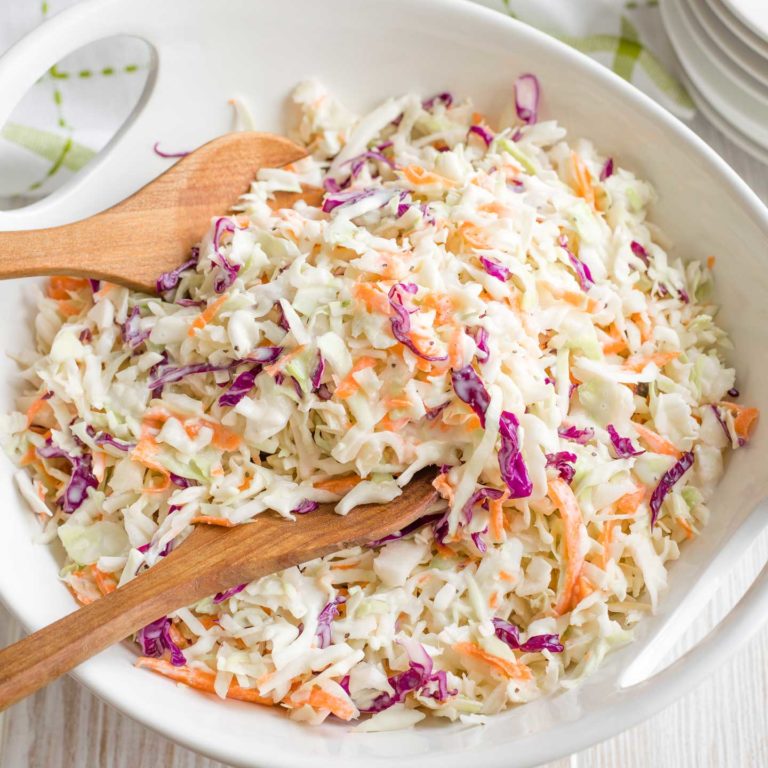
top-left (2, 76), bottom-right (759, 730)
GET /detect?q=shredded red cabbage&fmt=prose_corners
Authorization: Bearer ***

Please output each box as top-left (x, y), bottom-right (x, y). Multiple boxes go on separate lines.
top-left (559, 236), bottom-right (594, 291)
top-left (345, 150), bottom-right (396, 179)
top-left (137, 538), bottom-right (173, 557)
top-left (607, 424), bottom-right (644, 458)
top-left (462, 487), bottom-right (504, 524)
top-left (95, 432), bottom-right (134, 452)
top-left (219, 365), bottom-right (261, 407)
top-left (211, 218), bottom-right (241, 293)
top-left (310, 352), bottom-right (325, 391)
top-left (37, 439), bottom-right (98, 513)
top-left (422, 92), bottom-right (453, 110)
top-left (121, 307), bottom-right (150, 350)
top-left (650, 451), bottom-right (694, 525)
top-left (156, 255), bottom-right (198, 294)
top-left (492, 618), bottom-right (564, 653)
top-left (213, 583), bottom-right (247, 603)
top-left (368, 512), bottom-right (445, 548)
top-left (514, 74), bottom-right (540, 125)
top-left (710, 405), bottom-right (732, 443)
top-left (498, 411), bottom-right (533, 498)
top-left (479, 255), bottom-right (510, 282)
top-left (600, 157), bottom-right (614, 181)
top-left (471, 527), bottom-right (488, 553)
top-left (169, 473), bottom-right (199, 488)
top-left (630, 241), bottom-right (650, 267)
top-left (137, 616), bottom-right (186, 666)
top-left (323, 177), bottom-right (343, 193)
top-left (79, 328), bottom-right (92, 343)
top-left (292, 499), bottom-right (320, 515)
top-left (451, 365), bottom-right (490, 426)
top-left (316, 383), bottom-right (332, 401)
top-left (322, 188), bottom-right (377, 214)
top-left (389, 283), bottom-right (447, 361)
top-left (362, 638), bottom-right (456, 712)
top-left (469, 124), bottom-right (494, 146)
top-left (425, 401), bottom-right (450, 420)
top-left (545, 451), bottom-right (577, 483)
top-left (88, 279), bottom-right (101, 293)
top-left (468, 326), bottom-right (490, 363)
top-left (678, 288), bottom-right (690, 303)
top-left (153, 142), bottom-right (190, 159)
top-left (558, 425), bottom-right (595, 444)
top-left (316, 596), bottom-right (346, 649)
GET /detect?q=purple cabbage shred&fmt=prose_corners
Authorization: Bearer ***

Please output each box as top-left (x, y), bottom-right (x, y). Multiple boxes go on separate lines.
top-left (498, 411), bottom-right (533, 498)
top-left (213, 583), bottom-right (247, 603)
top-left (156, 256), bottom-right (198, 294)
top-left (389, 283), bottom-right (447, 361)
top-left (137, 616), bottom-right (186, 666)
top-left (219, 365), bottom-right (261, 407)
top-left (606, 424), bottom-right (645, 458)
top-left (600, 158), bottom-right (614, 181)
top-left (558, 425), bottom-right (595, 445)
top-left (479, 255), bottom-right (510, 282)
top-left (492, 618), bottom-right (564, 653)
top-left (169, 473), bottom-right (199, 488)
top-left (451, 365), bottom-right (490, 426)
top-left (469, 124), bottom-right (494, 146)
top-left (650, 451), bottom-right (695, 526)
top-left (545, 451), bottom-right (577, 483)
top-left (316, 597), bottom-right (346, 649)
top-left (630, 241), bottom-right (650, 267)
top-left (514, 73), bottom-right (540, 125)
top-left (560, 236), bottom-right (593, 291)
top-left (121, 306), bottom-right (150, 350)
top-left (368, 512), bottom-right (445, 548)
top-left (292, 499), bottom-right (320, 515)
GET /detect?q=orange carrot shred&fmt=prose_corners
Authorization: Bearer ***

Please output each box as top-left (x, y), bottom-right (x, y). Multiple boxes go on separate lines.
top-left (190, 516), bottom-right (236, 527)
top-left (188, 293), bottom-right (229, 337)
top-left (632, 423), bottom-right (681, 458)
top-left (453, 642), bottom-right (532, 680)
top-left (548, 477), bottom-right (587, 616)
top-left (313, 474), bottom-right (362, 494)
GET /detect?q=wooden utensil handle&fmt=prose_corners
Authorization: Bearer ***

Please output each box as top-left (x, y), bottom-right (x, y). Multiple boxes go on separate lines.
top-left (0, 524), bottom-right (275, 711)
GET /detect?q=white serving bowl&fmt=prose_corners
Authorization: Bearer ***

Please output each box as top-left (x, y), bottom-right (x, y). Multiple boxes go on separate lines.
top-left (0, 1), bottom-right (767, 766)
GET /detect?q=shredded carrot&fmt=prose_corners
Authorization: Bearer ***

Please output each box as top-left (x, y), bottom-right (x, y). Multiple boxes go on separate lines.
top-left (617, 485), bottom-right (646, 516)
top-left (93, 282), bottom-right (115, 300)
top-left (25, 395), bottom-right (51, 427)
top-left (459, 222), bottom-right (490, 250)
top-left (333, 357), bottom-right (377, 400)
top-left (420, 292), bottom-right (455, 326)
top-left (332, 560), bottom-right (361, 571)
top-left (55, 299), bottom-right (83, 317)
top-left (548, 477), bottom-right (587, 616)
top-left (447, 324), bottom-right (465, 370)
top-left (352, 282), bottom-right (391, 314)
top-left (238, 476), bottom-right (252, 492)
top-left (489, 490), bottom-right (510, 543)
top-left (190, 516), bottom-right (236, 527)
top-left (707, 255), bottom-right (716, 270)
top-left (187, 419), bottom-right (242, 451)
top-left (384, 396), bottom-right (412, 410)
top-left (48, 276), bottom-right (90, 300)
top-left (401, 164), bottom-right (457, 188)
top-left (717, 402), bottom-right (759, 441)
top-left (602, 323), bottom-right (628, 355)
top-left (263, 345), bottom-right (306, 377)
top-left (314, 474), bottom-right (362, 494)
top-left (575, 574), bottom-right (596, 602)
top-left (570, 152), bottom-right (596, 208)
top-left (432, 473), bottom-right (455, 506)
top-left (453, 642), bottom-right (532, 680)
top-left (377, 415), bottom-right (410, 432)
top-left (624, 350), bottom-right (680, 372)
top-left (632, 423), bottom-right (681, 458)
top-left (489, 591), bottom-right (500, 610)
top-left (92, 452), bottom-right (107, 484)
top-left (19, 444), bottom-right (37, 467)
top-left (677, 516), bottom-right (694, 540)
top-left (65, 581), bottom-right (95, 606)
top-left (135, 658), bottom-right (273, 705)
top-left (91, 564), bottom-right (117, 595)
top-left (630, 312), bottom-right (653, 343)
top-left (307, 687), bottom-right (357, 721)
top-left (188, 293), bottom-right (229, 337)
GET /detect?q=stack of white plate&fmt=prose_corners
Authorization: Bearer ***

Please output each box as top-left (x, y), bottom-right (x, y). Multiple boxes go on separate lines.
top-left (660, 0), bottom-right (768, 163)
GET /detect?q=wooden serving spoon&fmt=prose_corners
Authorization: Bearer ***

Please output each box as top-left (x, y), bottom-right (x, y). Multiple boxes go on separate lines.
top-left (0, 470), bottom-right (438, 711)
top-left (0, 132), bottom-right (315, 293)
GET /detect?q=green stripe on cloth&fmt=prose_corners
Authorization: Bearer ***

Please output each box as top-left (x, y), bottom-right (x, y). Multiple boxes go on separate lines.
top-left (612, 16), bottom-right (641, 81)
top-left (1, 122), bottom-right (96, 171)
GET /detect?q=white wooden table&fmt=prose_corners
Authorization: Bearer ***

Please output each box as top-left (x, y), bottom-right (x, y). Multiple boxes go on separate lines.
top-left (0, 118), bottom-right (767, 768)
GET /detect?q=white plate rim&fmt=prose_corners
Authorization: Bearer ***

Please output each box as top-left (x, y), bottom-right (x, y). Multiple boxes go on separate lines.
top-left (680, 0), bottom-right (768, 98)
top-left (704, 0), bottom-right (768, 57)
top-left (721, 0), bottom-right (768, 43)
top-left (661, 0), bottom-right (768, 148)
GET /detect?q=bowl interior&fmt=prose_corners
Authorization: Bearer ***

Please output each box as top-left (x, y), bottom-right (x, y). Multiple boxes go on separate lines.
top-left (1, 1), bottom-right (767, 767)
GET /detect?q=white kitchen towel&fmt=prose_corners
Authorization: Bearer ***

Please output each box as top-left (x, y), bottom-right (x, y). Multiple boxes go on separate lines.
top-left (0, 0), bottom-right (692, 208)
